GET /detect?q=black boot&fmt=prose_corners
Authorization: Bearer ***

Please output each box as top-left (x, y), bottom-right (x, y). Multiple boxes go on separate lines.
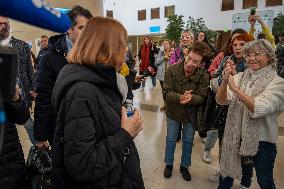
top-left (180, 166), bottom-right (191, 181)
top-left (164, 165), bottom-right (173, 178)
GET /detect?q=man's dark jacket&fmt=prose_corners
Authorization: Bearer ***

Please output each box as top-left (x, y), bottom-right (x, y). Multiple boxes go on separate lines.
top-left (51, 63), bottom-right (144, 189)
top-left (10, 37), bottom-right (36, 108)
top-left (33, 34), bottom-right (68, 143)
top-left (163, 62), bottom-right (209, 123)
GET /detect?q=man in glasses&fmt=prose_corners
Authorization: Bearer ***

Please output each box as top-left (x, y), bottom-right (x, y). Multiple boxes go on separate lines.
top-left (163, 41), bottom-right (211, 181)
top-left (0, 15), bottom-right (37, 145)
top-left (170, 29), bottom-right (195, 65)
top-left (169, 29), bottom-right (195, 141)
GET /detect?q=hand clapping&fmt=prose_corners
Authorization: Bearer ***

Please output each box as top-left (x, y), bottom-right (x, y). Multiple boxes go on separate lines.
top-left (180, 90), bottom-right (193, 104)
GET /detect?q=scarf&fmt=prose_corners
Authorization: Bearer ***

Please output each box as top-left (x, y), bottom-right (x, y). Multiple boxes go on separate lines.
top-left (220, 64), bottom-right (277, 179)
top-left (140, 43), bottom-right (150, 72)
top-left (116, 73), bottom-right (128, 103)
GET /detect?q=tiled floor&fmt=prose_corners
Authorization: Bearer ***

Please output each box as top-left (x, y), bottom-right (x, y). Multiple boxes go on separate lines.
top-left (18, 77), bottom-right (284, 189)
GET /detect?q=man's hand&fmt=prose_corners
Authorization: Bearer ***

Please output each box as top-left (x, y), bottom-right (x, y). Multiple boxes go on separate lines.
top-left (36, 140), bottom-right (49, 149)
top-left (248, 15), bottom-right (256, 27)
top-left (180, 90), bottom-right (193, 104)
top-left (11, 85), bottom-right (20, 102)
top-left (254, 15), bottom-right (264, 25)
top-left (30, 91), bottom-right (37, 98)
top-left (135, 76), bottom-right (146, 83)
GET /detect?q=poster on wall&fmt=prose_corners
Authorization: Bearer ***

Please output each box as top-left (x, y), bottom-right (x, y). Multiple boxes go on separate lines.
top-left (232, 10), bottom-right (274, 38)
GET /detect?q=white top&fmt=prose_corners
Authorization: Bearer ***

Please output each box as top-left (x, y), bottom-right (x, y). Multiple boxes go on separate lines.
top-left (227, 69), bottom-right (284, 143)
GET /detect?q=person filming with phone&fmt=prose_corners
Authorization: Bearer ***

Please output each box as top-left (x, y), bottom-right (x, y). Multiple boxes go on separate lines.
top-left (248, 9), bottom-right (275, 48)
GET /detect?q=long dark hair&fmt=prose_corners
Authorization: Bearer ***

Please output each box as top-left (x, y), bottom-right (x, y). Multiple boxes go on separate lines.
top-left (196, 31), bottom-right (210, 44)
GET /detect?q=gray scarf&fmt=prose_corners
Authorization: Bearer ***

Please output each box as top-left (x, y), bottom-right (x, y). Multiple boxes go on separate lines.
top-left (116, 73), bottom-right (128, 103)
top-left (220, 64), bottom-right (277, 179)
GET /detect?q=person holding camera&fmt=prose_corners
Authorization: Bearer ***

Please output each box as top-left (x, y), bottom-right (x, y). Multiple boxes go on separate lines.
top-left (51, 17), bottom-right (144, 189)
top-left (0, 16), bottom-right (37, 146)
top-left (248, 14), bottom-right (275, 48)
top-left (0, 86), bottom-right (30, 189)
top-left (138, 36), bottom-right (158, 91)
top-left (163, 41), bottom-right (211, 181)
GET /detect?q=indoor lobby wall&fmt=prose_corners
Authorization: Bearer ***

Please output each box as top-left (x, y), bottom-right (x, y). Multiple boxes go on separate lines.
top-left (9, 0), bottom-right (103, 54)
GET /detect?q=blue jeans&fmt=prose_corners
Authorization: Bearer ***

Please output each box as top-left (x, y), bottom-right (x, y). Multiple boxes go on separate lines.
top-left (218, 141), bottom-right (277, 189)
top-left (142, 76), bottom-right (156, 88)
top-left (205, 129), bottom-right (218, 151)
top-left (23, 117), bottom-right (36, 145)
top-left (164, 117), bottom-right (195, 168)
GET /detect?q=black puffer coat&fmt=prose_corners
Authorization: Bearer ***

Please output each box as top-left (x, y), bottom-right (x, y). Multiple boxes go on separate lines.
top-left (51, 63), bottom-right (144, 189)
top-left (0, 98), bottom-right (30, 189)
top-left (33, 34), bottom-right (68, 144)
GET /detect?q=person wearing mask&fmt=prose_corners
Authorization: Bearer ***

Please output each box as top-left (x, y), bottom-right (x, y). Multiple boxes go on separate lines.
top-left (0, 16), bottom-right (37, 145)
top-left (51, 16), bottom-right (144, 189)
top-left (33, 6), bottom-right (93, 148)
top-left (163, 41), bottom-right (211, 181)
top-left (217, 39), bottom-right (284, 189)
top-left (204, 34), bottom-right (254, 186)
top-left (276, 32), bottom-right (284, 77)
top-left (138, 36), bottom-right (158, 91)
top-left (0, 87), bottom-right (30, 189)
top-left (248, 15), bottom-right (275, 48)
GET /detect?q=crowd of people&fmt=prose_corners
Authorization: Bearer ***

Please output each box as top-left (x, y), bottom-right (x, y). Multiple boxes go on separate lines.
top-left (0, 4), bottom-right (284, 189)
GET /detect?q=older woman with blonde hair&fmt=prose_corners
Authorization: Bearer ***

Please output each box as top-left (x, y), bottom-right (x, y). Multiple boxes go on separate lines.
top-left (51, 17), bottom-right (144, 189)
top-left (216, 39), bottom-right (284, 189)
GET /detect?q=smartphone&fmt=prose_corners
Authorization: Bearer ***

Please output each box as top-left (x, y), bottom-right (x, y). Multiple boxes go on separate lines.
top-left (250, 7), bottom-right (256, 16)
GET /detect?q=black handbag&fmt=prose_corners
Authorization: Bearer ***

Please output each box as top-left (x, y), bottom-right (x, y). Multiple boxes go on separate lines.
top-left (26, 146), bottom-right (52, 189)
top-left (190, 87), bottom-right (214, 138)
top-left (190, 69), bottom-right (214, 138)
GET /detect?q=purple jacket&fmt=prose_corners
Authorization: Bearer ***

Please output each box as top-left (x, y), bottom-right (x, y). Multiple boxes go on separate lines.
top-left (169, 47), bottom-right (182, 65)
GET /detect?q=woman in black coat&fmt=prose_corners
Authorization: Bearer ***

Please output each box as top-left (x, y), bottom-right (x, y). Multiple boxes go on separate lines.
top-left (51, 17), bottom-right (144, 189)
top-left (0, 88), bottom-right (30, 189)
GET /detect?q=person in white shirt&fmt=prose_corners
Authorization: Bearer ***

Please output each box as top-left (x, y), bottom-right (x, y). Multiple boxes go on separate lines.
top-left (216, 39), bottom-right (284, 189)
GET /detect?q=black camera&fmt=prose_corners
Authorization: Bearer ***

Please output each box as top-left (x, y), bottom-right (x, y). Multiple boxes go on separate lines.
top-left (250, 7), bottom-right (256, 15)
top-left (0, 47), bottom-right (18, 100)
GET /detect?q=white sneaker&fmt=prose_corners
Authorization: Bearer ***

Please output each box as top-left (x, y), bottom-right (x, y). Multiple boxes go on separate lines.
top-left (202, 151), bottom-right (211, 164)
top-left (208, 169), bottom-right (220, 182)
top-left (240, 185), bottom-right (249, 189)
top-left (201, 137), bottom-right (207, 143)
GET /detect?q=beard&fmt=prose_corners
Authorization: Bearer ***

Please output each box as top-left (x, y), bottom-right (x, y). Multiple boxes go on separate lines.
top-left (0, 28), bottom-right (9, 41)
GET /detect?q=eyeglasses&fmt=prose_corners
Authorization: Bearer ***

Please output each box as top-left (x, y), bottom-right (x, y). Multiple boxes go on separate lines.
top-left (244, 52), bottom-right (266, 59)
top-left (181, 36), bottom-right (193, 40)
top-left (0, 22), bottom-right (9, 27)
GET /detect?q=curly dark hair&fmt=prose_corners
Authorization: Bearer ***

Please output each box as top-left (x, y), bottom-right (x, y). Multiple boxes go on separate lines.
top-left (190, 41), bottom-right (214, 61)
top-left (67, 5), bottom-right (93, 27)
